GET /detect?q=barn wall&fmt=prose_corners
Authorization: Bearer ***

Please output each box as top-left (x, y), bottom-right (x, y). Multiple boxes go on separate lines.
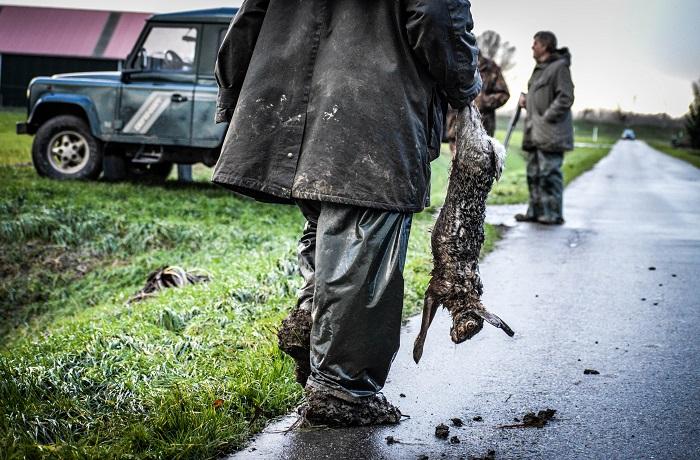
top-left (0, 54), bottom-right (119, 107)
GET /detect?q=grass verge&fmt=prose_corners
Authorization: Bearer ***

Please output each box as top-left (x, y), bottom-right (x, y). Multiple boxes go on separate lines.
top-left (647, 141), bottom-right (700, 168)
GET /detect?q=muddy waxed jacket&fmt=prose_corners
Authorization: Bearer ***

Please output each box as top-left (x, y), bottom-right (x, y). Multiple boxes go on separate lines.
top-left (522, 48), bottom-right (575, 153)
top-left (212, 0), bottom-right (482, 212)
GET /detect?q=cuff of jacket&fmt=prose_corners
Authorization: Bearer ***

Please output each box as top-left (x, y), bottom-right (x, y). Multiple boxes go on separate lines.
top-left (446, 71), bottom-right (482, 110)
top-left (217, 87), bottom-right (240, 108)
top-left (215, 87), bottom-right (240, 124)
top-left (215, 107), bottom-right (234, 124)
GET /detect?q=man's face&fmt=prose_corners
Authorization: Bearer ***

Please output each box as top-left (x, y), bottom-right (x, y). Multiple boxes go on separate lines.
top-left (532, 39), bottom-right (548, 61)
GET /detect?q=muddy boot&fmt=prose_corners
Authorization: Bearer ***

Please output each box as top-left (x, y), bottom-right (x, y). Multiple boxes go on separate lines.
top-left (536, 215), bottom-right (565, 225)
top-left (277, 307), bottom-right (312, 385)
top-left (514, 213), bottom-right (537, 222)
top-left (300, 384), bottom-right (402, 427)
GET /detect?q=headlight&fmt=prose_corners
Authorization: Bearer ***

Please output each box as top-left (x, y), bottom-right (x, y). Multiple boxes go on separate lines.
top-left (26, 88), bottom-right (31, 99)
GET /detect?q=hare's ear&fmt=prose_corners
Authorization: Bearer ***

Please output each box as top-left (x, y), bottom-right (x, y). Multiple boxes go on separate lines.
top-left (413, 293), bottom-right (439, 364)
top-left (474, 310), bottom-right (515, 337)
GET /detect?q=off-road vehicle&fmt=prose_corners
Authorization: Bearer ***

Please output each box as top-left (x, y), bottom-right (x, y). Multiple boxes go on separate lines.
top-left (16, 8), bottom-right (236, 180)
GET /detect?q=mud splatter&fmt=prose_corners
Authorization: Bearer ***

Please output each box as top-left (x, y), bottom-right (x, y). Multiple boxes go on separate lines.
top-left (322, 105), bottom-right (339, 120)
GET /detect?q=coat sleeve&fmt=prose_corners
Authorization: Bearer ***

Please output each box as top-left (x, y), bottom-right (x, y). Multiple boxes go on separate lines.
top-left (404, 0), bottom-right (482, 110)
top-left (543, 64), bottom-right (575, 123)
top-left (214, 0), bottom-right (270, 124)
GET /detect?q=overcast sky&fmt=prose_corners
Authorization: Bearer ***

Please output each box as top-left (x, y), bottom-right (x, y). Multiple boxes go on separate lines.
top-left (4, 0), bottom-right (699, 117)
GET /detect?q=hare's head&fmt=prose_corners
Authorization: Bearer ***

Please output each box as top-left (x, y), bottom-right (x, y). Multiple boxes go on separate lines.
top-left (450, 308), bottom-right (515, 344)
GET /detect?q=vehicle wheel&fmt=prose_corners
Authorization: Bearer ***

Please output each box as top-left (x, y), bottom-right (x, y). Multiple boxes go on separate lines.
top-left (32, 115), bottom-right (102, 179)
top-left (127, 162), bottom-right (174, 182)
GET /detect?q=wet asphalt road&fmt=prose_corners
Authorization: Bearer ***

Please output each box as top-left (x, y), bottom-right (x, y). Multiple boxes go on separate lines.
top-left (228, 141), bottom-right (700, 460)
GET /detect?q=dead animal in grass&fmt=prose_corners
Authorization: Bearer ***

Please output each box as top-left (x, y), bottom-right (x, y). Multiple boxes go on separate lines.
top-left (413, 104), bottom-right (514, 363)
top-left (129, 265), bottom-right (211, 303)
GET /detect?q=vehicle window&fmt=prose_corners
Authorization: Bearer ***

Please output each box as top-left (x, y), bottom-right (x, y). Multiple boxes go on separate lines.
top-left (136, 26), bottom-right (198, 73)
top-left (197, 26), bottom-right (228, 77)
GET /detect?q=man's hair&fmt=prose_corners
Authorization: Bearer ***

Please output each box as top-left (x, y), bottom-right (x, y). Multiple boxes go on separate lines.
top-left (533, 31), bottom-right (558, 53)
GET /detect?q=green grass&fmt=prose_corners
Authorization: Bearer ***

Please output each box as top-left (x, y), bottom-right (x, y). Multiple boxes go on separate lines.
top-left (0, 107), bottom-right (613, 458)
top-left (488, 126), bottom-right (615, 205)
top-left (0, 109), bottom-right (32, 166)
top-left (647, 141), bottom-right (700, 168)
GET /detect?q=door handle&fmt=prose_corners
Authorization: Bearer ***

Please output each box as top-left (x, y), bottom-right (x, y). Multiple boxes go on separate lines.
top-left (171, 94), bottom-right (188, 103)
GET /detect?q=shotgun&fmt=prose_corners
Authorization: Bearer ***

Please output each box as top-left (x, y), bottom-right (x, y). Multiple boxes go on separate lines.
top-left (503, 104), bottom-right (523, 151)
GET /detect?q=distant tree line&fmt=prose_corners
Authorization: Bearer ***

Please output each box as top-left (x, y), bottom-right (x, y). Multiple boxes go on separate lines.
top-left (576, 79), bottom-right (700, 149)
top-left (577, 107), bottom-right (683, 130)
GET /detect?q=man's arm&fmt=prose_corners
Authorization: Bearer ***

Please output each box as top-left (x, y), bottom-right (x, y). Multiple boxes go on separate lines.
top-left (543, 65), bottom-right (575, 123)
top-left (404, 0), bottom-right (482, 110)
top-left (214, 0), bottom-right (270, 124)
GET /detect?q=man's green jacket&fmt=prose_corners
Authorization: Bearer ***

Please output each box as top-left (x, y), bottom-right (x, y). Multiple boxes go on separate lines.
top-left (522, 48), bottom-right (575, 153)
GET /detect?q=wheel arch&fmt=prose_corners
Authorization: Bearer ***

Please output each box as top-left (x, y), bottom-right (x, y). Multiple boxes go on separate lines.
top-left (27, 95), bottom-right (102, 138)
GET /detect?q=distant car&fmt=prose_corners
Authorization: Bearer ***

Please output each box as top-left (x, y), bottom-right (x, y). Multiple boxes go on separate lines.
top-left (16, 8), bottom-right (237, 181)
top-left (621, 129), bottom-right (636, 140)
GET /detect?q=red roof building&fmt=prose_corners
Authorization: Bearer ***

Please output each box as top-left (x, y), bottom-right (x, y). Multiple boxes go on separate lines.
top-left (0, 5), bottom-right (151, 59)
top-left (0, 5), bottom-right (152, 106)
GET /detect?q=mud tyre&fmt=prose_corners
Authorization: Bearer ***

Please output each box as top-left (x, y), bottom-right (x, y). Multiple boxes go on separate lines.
top-left (32, 115), bottom-right (103, 180)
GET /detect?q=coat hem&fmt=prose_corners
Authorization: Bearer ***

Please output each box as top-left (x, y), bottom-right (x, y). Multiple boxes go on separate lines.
top-left (211, 172), bottom-right (423, 213)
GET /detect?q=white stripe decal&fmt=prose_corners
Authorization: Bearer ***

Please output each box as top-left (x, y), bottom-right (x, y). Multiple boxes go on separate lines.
top-left (123, 91), bottom-right (173, 134)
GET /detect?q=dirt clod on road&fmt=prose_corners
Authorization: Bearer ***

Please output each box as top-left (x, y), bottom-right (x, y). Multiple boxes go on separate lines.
top-left (498, 409), bottom-right (556, 429)
top-left (450, 417), bottom-right (464, 427)
top-left (435, 423), bottom-right (450, 439)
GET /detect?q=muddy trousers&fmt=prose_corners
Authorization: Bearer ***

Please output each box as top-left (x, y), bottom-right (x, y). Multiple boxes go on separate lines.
top-left (295, 200), bottom-right (413, 398)
top-left (524, 150), bottom-right (564, 221)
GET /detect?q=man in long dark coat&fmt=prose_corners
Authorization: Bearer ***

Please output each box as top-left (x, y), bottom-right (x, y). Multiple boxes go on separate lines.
top-left (213, 0), bottom-right (481, 426)
top-left (516, 31), bottom-right (575, 225)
